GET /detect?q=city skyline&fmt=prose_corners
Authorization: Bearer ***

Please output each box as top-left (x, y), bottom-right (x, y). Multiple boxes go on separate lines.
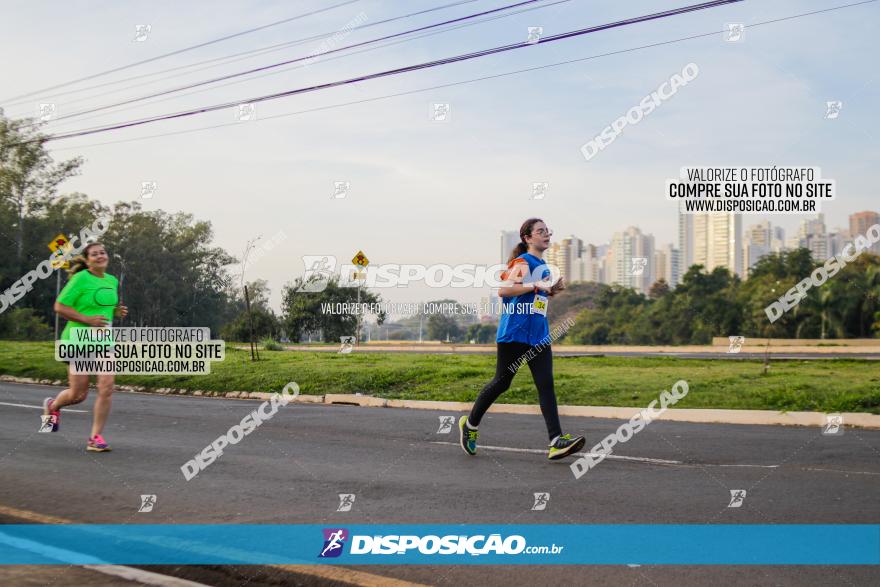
top-left (503, 207), bottom-right (879, 296)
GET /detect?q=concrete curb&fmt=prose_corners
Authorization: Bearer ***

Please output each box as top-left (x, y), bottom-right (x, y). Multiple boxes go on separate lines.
top-left (4, 374), bottom-right (878, 429)
top-left (321, 393), bottom-right (880, 429)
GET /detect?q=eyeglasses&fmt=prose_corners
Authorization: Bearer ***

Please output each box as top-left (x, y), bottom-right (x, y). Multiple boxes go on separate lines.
top-left (532, 228), bottom-right (553, 237)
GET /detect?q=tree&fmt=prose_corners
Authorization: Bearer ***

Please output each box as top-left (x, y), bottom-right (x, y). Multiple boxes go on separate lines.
top-left (567, 285), bottom-right (647, 344)
top-left (0, 113), bottom-right (83, 265)
top-left (466, 323), bottom-right (497, 343)
top-left (100, 202), bottom-right (238, 333)
top-left (648, 279), bottom-right (670, 299)
top-left (428, 313), bottom-right (461, 342)
top-left (220, 280), bottom-right (281, 341)
top-left (280, 276), bottom-right (384, 342)
top-left (0, 307), bottom-right (52, 340)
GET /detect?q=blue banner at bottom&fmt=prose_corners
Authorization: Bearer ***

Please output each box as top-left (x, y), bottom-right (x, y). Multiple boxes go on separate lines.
top-left (0, 525), bottom-right (877, 565)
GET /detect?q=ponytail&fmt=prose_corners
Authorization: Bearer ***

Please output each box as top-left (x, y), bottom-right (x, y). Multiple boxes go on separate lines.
top-left (507, 217), bottom-right (544, 263)
top-left (67, 242), bottom-right (103, 276)
top-left (507, 242), bottom-right (528, 264)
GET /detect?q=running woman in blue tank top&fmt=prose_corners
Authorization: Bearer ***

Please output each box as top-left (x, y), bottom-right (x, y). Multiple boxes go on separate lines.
top-left (459, 218), bottom-right (585, 460)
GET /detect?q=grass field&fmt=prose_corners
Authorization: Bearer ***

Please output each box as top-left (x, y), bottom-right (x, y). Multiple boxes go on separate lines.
top-left (1, 341), bottom-right (878, 413)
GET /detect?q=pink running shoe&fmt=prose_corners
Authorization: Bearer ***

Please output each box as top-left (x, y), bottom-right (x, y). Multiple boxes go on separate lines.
top-left (41, 397), bottom-right (60, 432)
top-left (87, 434), bottom-right (111, 452)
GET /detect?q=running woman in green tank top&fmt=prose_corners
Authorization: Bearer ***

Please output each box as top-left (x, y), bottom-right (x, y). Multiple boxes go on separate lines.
top-left (41, 242), bottom-right (128, 452)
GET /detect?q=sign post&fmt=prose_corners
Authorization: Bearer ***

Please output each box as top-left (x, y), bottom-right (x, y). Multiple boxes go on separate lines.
top-left (350, 251), bottom-right (369, 346)
top-left (48, 234), bottom-right (71, 341)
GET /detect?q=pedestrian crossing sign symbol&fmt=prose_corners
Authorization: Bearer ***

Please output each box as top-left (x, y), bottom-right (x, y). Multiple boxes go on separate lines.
top-left (48, 233), bottom-right (70, 269)
top-left (351, 251), bottom-right (369, 267)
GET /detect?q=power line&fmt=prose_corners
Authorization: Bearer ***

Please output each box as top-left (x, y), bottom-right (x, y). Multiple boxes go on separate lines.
top-left (38, 0), bottom-right (572, 132)
top-left (0, 0), bottom-right (481, 111)
top-left (50, 32), bottom-right (728, 152)
top-left (0, 0), bottom-right (362, 104)
top-left (30, 0), bottom-right (746, 144)
top-left (47, 0), bottom-right (877, 153)
top-left (33, 0), bottom-right (551, 126)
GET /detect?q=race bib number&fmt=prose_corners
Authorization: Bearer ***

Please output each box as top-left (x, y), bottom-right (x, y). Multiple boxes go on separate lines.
top-left (532, 294), bottom-right (548, 316)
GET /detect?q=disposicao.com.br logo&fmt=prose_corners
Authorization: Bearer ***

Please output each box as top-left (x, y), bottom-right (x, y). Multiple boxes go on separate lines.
top-left (318, 528), bottom-right (563, 558)
top-left (299, 255), bottom-right (561, 292)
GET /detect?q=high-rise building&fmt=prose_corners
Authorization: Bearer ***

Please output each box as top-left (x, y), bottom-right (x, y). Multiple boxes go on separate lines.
top-left (546, 235), bottom-right (597, 283)
top-left (500, 230), bottom-right (520, 264)
top-left (558, 236), bottom-right (584, 283)
top-left (797, 214), bottom-right (828, 260)
top-left (743, 221), bottom-right (774, 278)
top-left (746, 221), bottom-right (772, 247)
top-left (828, 227), bottom-right (850, 257)
top-left (849, 211), bottom-right (880, 254)
top-left (608, 226), bottom-right (655, 293)
top-left (690, 213), bottom-right (742, 276)
top-left (579, 243), bottom-right (601, 283)
top-left (653, 243), bottom-right (681, 288)
top-left (595, 244), bottom-right (609, 284)
top-left (678, 207), bottom-right (694, 271)
top-left (771, 226), bottom-right (786, 252)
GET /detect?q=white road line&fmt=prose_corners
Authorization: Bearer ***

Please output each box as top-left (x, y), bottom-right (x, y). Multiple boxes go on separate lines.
top-left (431, 441), bottom-right (786, 469)
top-left (431, 441), bottom-right (681, 465)
top-left (712, 463), bottom-right (779, 469)
top-left (84, 565), bottom-right (212, 586)
top-left (0, 531), bottom-right (211, 586)
top-left (0, 530), bottom-right (108, 564)
top-left (802, 467), bottom-right (880, 476)
top-left (0, 401), bottom-right (87, 413)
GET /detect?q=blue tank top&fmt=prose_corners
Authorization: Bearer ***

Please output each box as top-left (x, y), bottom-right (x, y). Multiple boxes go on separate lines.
top-left (496, 253), bottom-right (551, 346)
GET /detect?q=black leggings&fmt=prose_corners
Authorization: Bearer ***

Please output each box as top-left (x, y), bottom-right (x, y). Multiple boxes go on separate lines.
top-left (468, 342), bottom-right (562, 441)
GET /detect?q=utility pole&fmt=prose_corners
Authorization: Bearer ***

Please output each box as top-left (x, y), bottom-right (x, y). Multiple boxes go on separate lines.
top-left (54, 271), bottom-right (61, 340)
top-left (48, 234), bottom-right (71, 341)
top-left (356, 275), bottom-right (361, 347)
top-left (350, 250), bottom-right (369, 347)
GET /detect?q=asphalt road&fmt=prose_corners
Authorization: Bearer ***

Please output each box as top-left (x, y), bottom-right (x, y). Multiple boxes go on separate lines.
top-left (1, 381), bottom-right (878, 586)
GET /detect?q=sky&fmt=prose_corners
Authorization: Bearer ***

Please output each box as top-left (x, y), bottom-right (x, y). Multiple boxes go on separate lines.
top-left (2, 0), bottom-right (878, 312)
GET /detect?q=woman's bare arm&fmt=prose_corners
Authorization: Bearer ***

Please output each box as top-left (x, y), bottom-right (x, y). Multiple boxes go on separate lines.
top-left (498, 282), bottom-right (552, 298)
top-left (54, 302), bottom-right (108, 327)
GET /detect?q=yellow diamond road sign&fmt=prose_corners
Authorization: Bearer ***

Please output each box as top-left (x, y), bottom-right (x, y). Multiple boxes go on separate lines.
top-left (48, 234), bottom-right (71, 269)
top-left (48, 234), bottom-right (68, 252)
top-left (351, 251), bottom-right (369, 268)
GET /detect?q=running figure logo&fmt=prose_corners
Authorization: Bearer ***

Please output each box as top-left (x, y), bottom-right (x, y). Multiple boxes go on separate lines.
top-left (822, 413), bottom-right (844, 436)
top-left (332, 181), bottom-right (351, 199)
top-left (339, 336), bottom-right (355, 354)
top-left (236, 103), bottom-right (256, 122)
top-left (133, 24), bottom-right (151, 42)
top-left (531, 492), bottom-right (550, 511)
top-left (141, 181), bottom-right (158, 199)
top-left (437, 416), bottom-right (455, 434)
top-left (825, 101), bottom-right (843, 120)
top-left (138, 494), bottom-right (157, 513)
top-left (37, 103), bottom-right (56, 121)
top-left (526, 26), bottom-right (543, 44)
top-left (531, 182), bottom-right (548, 200)
top-left (727, 490), bottom-right (746, 508)
top-left (300, 256), bottom-right (337, 292)
top-left (724, 23), bottom-right (744, 42)
top-left (38, 415), bottom-right (54, 433)
top-left (430, 103), bottom-right (451, 122)
top-left (630, 257), bottom-right (648, 276)
top-left (728, 336), bottom-right (745, 353)
top-left (319, 528), bottom-right (349, 558)
top-left (337, 494), bottom-right (356, 512)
